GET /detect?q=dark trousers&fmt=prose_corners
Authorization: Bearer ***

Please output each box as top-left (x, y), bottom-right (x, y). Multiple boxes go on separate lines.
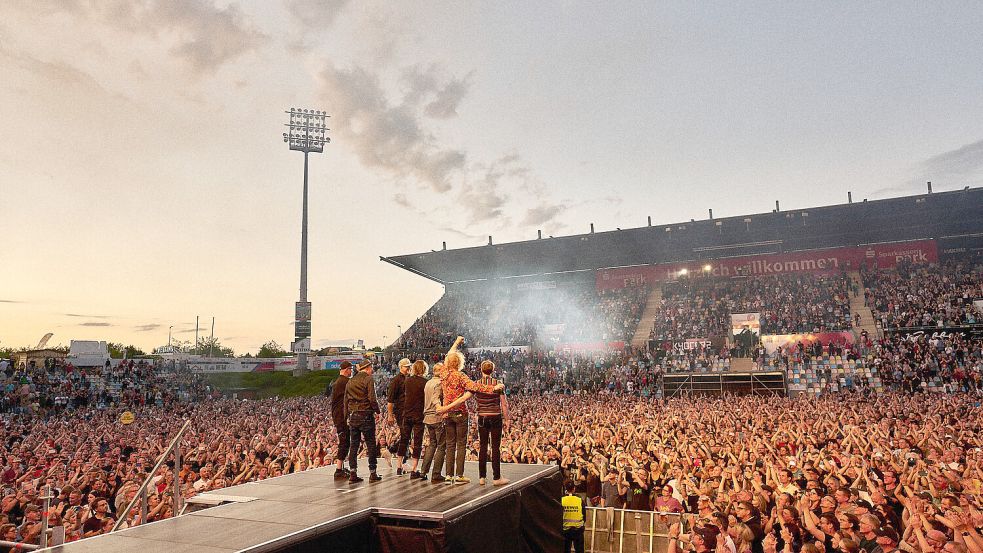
top-left (443, 412), bottom-right (468, 477)
top-left (348, 411), bottom-right (378, 474)
top-left (420, 421), bottom-right (445, 478)
top-left (563, 527), bottom-right (585, 553)
top-left (335, 422), bottom-right (350, 465)
top-left (477, 415), bottom-right (503, 479)
top-left (396, 417), bottom-right (425, 460)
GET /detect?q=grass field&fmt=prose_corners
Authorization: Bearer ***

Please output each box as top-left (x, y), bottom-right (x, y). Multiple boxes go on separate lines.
top-left (202, 369), bottom-right (340, 398)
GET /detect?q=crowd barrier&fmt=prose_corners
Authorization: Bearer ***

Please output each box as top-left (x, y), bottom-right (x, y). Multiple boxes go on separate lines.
top-left (584, 507), bottom-right (683, 553)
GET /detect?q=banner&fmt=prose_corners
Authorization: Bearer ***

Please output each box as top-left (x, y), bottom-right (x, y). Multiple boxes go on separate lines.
top-left (760, 331), bottom-right (855, 354)
top-left (655, 337), bottom-right (728, 356)
top-left (188, 358), bottom-right (299, 373)
top-left (887, 326), bottom-right (983, 342)
top-left (596, 239), bottom-right (938, 290)
top-left (731, 313), bottom-right (760, 337)
top-left (467, 346), bottom-right (531, 354)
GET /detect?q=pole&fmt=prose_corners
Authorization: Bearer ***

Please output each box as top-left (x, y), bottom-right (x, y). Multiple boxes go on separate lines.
top-left (39, 485), bottom-right (50, 548)
top-left (195, 316), bottom-right (199, 355)
top-left (298, 151), bottom-right (310, 374)
top-left (209, 317), bottom-right (215, 357)
top-left (172, 441), bottom-right (182, 517)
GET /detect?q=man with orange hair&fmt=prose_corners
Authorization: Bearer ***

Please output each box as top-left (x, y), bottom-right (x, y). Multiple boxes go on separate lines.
top-left (438, 344), bottom-right (503, 485)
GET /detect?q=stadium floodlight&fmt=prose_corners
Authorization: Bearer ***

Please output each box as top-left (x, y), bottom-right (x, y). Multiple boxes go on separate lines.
top-left (703, 264), bottom-right (713, 272)
top-left (283, 108), bottom-right (330, 375)
top-left (679, 268), bottom-right (688, 276)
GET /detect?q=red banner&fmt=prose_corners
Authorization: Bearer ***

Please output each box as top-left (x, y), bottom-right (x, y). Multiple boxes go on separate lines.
top-left (596, 240), bottom-right (937, 290)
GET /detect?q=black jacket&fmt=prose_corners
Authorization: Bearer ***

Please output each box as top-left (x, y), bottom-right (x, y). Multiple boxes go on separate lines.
top-left (401, 375), bottom-right (427, 421)
top-left (387, 372), bottom-right (406, 415)
top-left (330, 374), bottom-right (350, 427)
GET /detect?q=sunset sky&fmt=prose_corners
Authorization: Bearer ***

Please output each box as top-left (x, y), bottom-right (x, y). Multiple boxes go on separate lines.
top-left (2, 1), bottom-right (982, 355)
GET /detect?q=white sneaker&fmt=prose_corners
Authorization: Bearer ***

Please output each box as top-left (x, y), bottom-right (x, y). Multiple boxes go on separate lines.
top-left (444, 477), bottom-right (456, 485)
top-left (454, 476), bottom-right (471, 485)
top-left (493, 478), bottom-right (510, 486)
top-left (479, 478), bottom-right (486, 485)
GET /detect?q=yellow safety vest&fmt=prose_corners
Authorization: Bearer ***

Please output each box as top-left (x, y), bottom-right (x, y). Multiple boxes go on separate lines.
top-left (562, 494), bottom-right (585, 529)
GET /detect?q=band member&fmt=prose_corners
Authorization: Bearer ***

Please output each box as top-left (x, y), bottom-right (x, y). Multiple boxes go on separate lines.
top-left (474, 360), bottom-right (510, 485)
top-left (419, 362), bottom-right (447, 483)
top-left (437, 338), bottom-right (503, 485)
top-left (396, 360), bottom-right (428, 478)
top-left (345, 358), bottom-right (382, 484)
top-left (330, 361), bottom-right (353, 479)
top-left (388, 358), bottom-right (409, 471)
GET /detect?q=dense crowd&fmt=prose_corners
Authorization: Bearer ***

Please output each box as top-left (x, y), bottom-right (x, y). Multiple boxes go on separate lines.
top-left (3, 383), bottom-right (981, 551)
top-left (649, 273), bottom-right (854, 341)
top-left (864, 261), bottom-right (983, 330)
top-left (1, 360), bottom-right (208, 416)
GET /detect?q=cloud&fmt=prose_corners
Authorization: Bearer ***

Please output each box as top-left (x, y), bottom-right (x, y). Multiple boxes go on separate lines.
top-left (318, 63), bottom-right (467, 193)
top-left (522, 204), bottom-right (568, 227)
top-left (175, 328), bottom-right (200, 334)
top-left (134, 324), bottom-right (162, 332)
top-left (79, 322), bottom-right (112, 327)
top-left (65, 313), bottom-right (109, 319)
top-left (877, 138), bottom-right (983, 196)
top-left (10, 0), bottom-right (267, 75)
top-left (285, 0), bottom-right (351, 30)
top-left (0, 299), bottom-right (23, 303)
top-left (401, 65), bottom-right (473, 119)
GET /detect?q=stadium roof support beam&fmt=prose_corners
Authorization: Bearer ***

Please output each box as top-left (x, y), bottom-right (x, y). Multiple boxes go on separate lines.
top-left (379, 256), bottom-right (445, 285)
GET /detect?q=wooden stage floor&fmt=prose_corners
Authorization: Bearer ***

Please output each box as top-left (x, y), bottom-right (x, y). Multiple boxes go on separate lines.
top-left (42, 461), bottom-right (560, 553)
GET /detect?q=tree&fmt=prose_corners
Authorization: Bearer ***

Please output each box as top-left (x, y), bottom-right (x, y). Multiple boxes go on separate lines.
top-left (195, 337), bottom-right (235, 358)
top-left (108, 343), bottom-right (148, 359)
top-left (257, 341), bottom-right (289, 358)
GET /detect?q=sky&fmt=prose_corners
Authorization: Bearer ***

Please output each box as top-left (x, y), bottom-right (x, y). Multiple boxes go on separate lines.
top-left (2, 1), bottom-right (983, 355)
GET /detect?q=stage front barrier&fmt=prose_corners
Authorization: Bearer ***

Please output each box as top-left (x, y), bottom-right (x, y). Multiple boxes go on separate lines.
top-left (662, 371), bottom-right (786, 398)
top-left (585, 507), bottom-right (682, 553)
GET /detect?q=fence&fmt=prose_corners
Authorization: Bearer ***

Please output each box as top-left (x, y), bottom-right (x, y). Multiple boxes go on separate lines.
top-left (584, 507), bottom-right (683, 553)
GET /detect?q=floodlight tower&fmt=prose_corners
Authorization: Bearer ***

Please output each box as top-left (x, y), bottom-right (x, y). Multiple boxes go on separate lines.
top-left (283, 108), bottom-right (329, 375)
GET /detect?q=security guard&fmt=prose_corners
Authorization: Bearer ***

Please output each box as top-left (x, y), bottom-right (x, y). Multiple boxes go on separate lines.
top-left (562, 480), bottom-right (586, 553)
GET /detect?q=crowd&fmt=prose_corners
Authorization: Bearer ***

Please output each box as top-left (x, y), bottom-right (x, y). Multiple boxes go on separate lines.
top-left (864, 261), bottom-right (983, 330)
top-left (649, 273), bottom-right (854, 342)
top-left (395, 285), bottom-right (647, 350)
top-left (3, 381), bottom-right (981, 551)
top-left (1, 359), bottom-right (208, 416)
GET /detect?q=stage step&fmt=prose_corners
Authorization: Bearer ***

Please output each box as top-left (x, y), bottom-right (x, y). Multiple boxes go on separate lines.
top-left (847, 270), bottom-right (881, 338)
top-left (631, 286), bottom-right (663, 347)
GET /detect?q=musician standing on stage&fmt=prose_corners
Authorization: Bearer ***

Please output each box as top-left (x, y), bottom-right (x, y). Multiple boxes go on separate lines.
top-left (419, 362), bottom-right (447, 483)
top-left (474, 360), bottom-right (510, 486)
top-left (330, 361), bottom-right (353, 479)
top-left (345, 359), bottom-right (382, 483)
top-left (396, 360), bottom-right (428, 479)
top-left (439, 349), bottom-right (503, 484)
top-left (388, 358), bottom-right (410, 472)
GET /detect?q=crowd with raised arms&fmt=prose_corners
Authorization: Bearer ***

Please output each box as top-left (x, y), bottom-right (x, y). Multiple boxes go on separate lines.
top-left (863, 261), bottom-right (983, 329)
top-left (648, 273), bottom-right (854, 342)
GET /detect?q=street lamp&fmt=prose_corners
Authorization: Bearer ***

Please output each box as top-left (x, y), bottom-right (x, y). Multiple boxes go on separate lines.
top-left (283, 108), bottom-right (330, 375)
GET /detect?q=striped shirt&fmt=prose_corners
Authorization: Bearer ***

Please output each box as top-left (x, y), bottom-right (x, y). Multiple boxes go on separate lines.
top-left (475, 375), bottom-right (509, 419)
top-left (441, 370), bottom-right (499, 415)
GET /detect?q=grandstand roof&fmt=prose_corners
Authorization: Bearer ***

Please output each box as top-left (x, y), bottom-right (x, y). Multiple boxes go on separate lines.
top-left (381, 187), bottom-right (983, 284)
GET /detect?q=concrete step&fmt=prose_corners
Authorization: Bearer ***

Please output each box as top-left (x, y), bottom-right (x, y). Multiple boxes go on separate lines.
top-left (631, 286), bottom-right (664, 347)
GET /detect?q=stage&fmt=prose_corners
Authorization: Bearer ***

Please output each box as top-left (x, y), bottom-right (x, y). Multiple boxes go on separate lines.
top-left (42, 462), bottom-right (562, 553)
